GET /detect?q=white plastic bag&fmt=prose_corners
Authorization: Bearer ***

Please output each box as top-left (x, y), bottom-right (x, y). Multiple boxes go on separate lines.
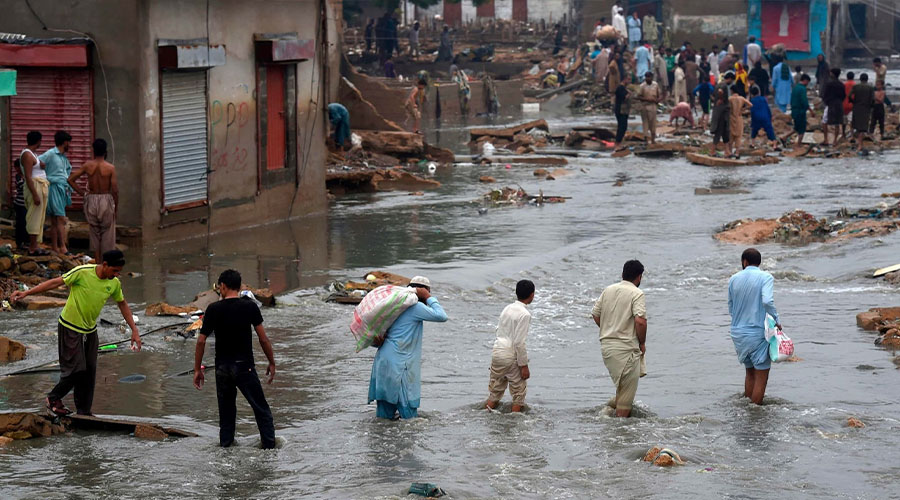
top-left (765, 314), bottom-right (794, 362)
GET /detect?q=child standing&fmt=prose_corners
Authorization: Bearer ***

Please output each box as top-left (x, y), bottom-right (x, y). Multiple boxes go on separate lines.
top-left (692, 78), bottom-right (714, 128)
top-left (485, 280), bottom-right (535, 413)
top-left (405, 79), bottom-right (427, 134)
top-left (749, 86), bottom-right (777, 149)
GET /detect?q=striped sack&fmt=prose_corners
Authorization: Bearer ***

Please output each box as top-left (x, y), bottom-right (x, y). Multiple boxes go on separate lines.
top-left (350, 285), bottom-right (418, 352)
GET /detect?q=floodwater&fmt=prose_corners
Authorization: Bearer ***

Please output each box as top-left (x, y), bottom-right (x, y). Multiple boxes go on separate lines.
top-left (1, 106), bottom-right (899, 499)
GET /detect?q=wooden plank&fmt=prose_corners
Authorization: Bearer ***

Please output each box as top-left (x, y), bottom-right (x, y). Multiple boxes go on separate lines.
top-left (64, 414), bottom-right (198, 438)
top-left (469, 119), bottom-right (549, 140)
top-left (873, 263), bottom-right (900, 278)
top-left (686, 152), bottom-right (755, 167)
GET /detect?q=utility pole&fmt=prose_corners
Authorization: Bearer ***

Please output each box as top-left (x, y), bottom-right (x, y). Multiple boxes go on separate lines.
top-left (837, 0), bottom-right (846, 66)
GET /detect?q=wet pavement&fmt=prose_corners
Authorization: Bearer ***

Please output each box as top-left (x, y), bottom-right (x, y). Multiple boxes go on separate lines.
top-left (1, 106), bottom-right (899, 499)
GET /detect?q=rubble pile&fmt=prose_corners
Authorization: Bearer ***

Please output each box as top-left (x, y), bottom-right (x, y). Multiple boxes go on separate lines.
top-left (716, 201), bottom-right (900, 246)
top-left (856, 307), bottom-right (900, 351)
top-left (482, 187), bottom-right (567, 207)
top-left (0, 241), bottom-right (89, 311)
top-left (326, 271), bottom-right (411, 305)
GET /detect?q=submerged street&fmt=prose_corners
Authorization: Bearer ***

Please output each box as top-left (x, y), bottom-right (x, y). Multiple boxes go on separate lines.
top-left (1, 109), bottom-right (899, 498)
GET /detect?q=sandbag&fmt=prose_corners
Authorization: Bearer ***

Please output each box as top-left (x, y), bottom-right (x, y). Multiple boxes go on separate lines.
top-left (350, 285), bottom-right (418, 352)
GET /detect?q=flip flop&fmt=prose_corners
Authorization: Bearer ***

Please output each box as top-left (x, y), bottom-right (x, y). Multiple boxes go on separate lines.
top-left (46, 397), bottom-right (73, 416)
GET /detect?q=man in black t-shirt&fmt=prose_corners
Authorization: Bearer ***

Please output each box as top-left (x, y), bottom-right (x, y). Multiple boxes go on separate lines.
top-left (194, 269), bottom-right (277, 449)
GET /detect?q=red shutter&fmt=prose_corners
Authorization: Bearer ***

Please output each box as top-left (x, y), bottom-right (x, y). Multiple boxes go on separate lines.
top-left (512, 0), bottom-right (528, 22)
top-left (265, 65), bottom-right (286, 171)
top-left (477, 0), bottom-right (495, 18)
top-left (444, 1), bottom-right (462, 27)
top-left (9, 68), bottom-right (93, 208)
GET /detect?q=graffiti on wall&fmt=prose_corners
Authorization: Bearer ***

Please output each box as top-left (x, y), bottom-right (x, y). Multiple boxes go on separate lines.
top-left (210, 85), bottom-right (253, 171)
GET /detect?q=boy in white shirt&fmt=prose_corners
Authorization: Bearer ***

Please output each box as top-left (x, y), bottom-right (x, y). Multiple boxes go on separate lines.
top-left (485, 280), bottom-right (534, 412)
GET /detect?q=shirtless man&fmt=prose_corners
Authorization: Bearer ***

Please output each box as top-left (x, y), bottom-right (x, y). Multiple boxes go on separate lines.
top-left (68, 139), bottom-right (118, 262)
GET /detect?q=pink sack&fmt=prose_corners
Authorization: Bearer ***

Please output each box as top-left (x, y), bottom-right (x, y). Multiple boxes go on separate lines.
top-left (350, 285), bottom-right (418, 352)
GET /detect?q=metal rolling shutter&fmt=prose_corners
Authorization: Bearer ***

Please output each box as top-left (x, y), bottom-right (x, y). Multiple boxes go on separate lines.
top-left (8, 68), bottom-right (93, 208)
top-left (161, 71), bottom-right (208, 208)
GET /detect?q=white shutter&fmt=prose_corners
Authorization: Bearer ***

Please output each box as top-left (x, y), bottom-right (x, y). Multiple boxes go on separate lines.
top-left (161, 71), bottom-right (208, 207)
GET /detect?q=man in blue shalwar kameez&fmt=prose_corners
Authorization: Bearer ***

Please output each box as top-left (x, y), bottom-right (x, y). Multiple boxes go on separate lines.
top-left (728, 248), bottom-right (780, 405)
top-left (327, 103), bottom-right (351, 149)
top-left (368, 276), bottom-right (448, 419)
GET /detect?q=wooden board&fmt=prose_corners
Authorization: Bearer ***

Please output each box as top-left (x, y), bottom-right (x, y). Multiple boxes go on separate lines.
top-left (685, 152), bottom-right (779, 167)
top-left (873, 263), bottom-right (900, 278)
top-left (64, 414), bottom-right (198, 438)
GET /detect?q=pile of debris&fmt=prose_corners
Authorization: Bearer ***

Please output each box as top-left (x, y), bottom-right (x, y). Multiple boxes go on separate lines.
top-left (469, 119), bottom-right (553, 153)
top-left (856, 307), bottom-right (900, 351)
top-left (146, 285), bottom-right (275, 319)
top-left (326, 130), bottom-right (453, 196)
top-left (716, 202), bottom-right (900, 245)
top-left (326, 271), bottom-right (411, 305)
top-left (482, 186), bottom-right (568, 207)
top-left (0, 241), bottom-right (89, 311)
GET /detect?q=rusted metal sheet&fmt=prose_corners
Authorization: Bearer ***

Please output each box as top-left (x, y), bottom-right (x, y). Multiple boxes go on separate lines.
top-left (477, 0), bottom-right (496, 18)
top-left (0, 43), bottom-right (90, 67)
top-left (8, 68), bottom-right (93, 208)
top-left (512, 0), bottom-right (528, 23)
top-left (444, 1), bottom-right (462, 27)
top-left (761, 1), bottom-right (810, 51)
top-left (158, 44), bottom-right (225, 69)
top-left (254, 39), bottom-right (314, 63)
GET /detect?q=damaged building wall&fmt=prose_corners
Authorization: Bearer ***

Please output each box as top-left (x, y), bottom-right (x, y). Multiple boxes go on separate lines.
top-left (666, 0), bottom-right (747, 51)
top-left (138, 0), bottom-right (334, 243)
top-left (419, 0), bottom-right (572, 25)
top-left (0, 0), bottom-right (144, 228)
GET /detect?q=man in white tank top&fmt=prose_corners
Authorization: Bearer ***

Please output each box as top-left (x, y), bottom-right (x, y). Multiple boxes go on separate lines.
top-left (20, 131), bottom-right (50, 255)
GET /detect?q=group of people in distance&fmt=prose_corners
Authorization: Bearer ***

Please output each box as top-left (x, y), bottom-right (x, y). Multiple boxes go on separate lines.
top-left (367, 248), bottom-right (781, 420)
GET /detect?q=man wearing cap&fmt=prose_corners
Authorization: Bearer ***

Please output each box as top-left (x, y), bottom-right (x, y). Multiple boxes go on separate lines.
top-left (9, 249), bottom-right (141, 416)
top-left (368, 276), bottom-right (448, 419)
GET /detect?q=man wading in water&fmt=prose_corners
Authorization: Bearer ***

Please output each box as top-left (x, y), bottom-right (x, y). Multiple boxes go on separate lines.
top-left (10, 249), bottom-right (140, 416)
top-left (728, 248), bottom-right (780, 405)
top-left (592, 260), bottom-right (648, 417)
top-left (194, 269), bottom-right (277, 449)
top-left (368, 276), bottom-right (448, 419)
top-left (485, 279), bottom-right (534, 413)
top-left (67, 139), bottom-right (118, 263)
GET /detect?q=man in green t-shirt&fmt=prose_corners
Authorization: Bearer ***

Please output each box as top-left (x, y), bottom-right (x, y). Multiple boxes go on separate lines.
top-left (10, 249), bottom-right (140, 416)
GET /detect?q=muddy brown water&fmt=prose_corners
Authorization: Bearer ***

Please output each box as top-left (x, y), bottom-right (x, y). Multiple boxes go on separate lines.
top-left (1, 107), bottom-right (899, 499)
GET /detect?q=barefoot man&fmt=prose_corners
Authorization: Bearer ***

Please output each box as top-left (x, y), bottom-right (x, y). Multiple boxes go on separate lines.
top-left (728, 248), bottom-right (780, 405)
top-left (68, 139), bottom-right (118, 263)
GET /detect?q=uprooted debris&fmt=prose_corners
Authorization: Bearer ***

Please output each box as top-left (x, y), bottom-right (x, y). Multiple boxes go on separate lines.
top-left (326, 166), bottom-right (441, 195)
top-left (482, 186), bottom-right (569, 207)
top-left (326, 271), bottom-right (411, 305)
top-left (716, 201), bottom-right (900, 245)
top-left (856, 307), bottom-right (900, 350)
top-left (145, 286), bottom-right (275, 318)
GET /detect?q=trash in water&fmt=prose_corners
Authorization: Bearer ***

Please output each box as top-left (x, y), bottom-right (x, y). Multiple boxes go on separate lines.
top-left (119, 374), bottom-right (147, 383)
top-left (408, 483), bottom-right (446, 497)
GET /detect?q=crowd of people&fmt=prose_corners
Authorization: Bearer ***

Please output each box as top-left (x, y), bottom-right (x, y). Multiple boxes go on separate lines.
top-left (542, 7), bottom-right (894, 156)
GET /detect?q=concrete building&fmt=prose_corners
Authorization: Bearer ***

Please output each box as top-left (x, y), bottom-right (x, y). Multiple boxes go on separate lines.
top-left (418, 0), bottom-right (575, 27)
top-left (0, 0), bottom-right (341, 244)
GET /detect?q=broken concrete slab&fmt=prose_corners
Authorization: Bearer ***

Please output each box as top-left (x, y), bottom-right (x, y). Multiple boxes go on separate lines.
top-left (145, 303), bottom-right (198, 317)
top-left (356, 130), bottom-right (426, 157)
top-left (339, 76), bottom-right (404, 132)
top-left (0, 412), bottom-right (66, 438)
top-left (0, 336), bottom-right (26, 362)
top-left (64, 413), bottom-right (197, 438)
top-left (15, 295), bottom-right (67, 311)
